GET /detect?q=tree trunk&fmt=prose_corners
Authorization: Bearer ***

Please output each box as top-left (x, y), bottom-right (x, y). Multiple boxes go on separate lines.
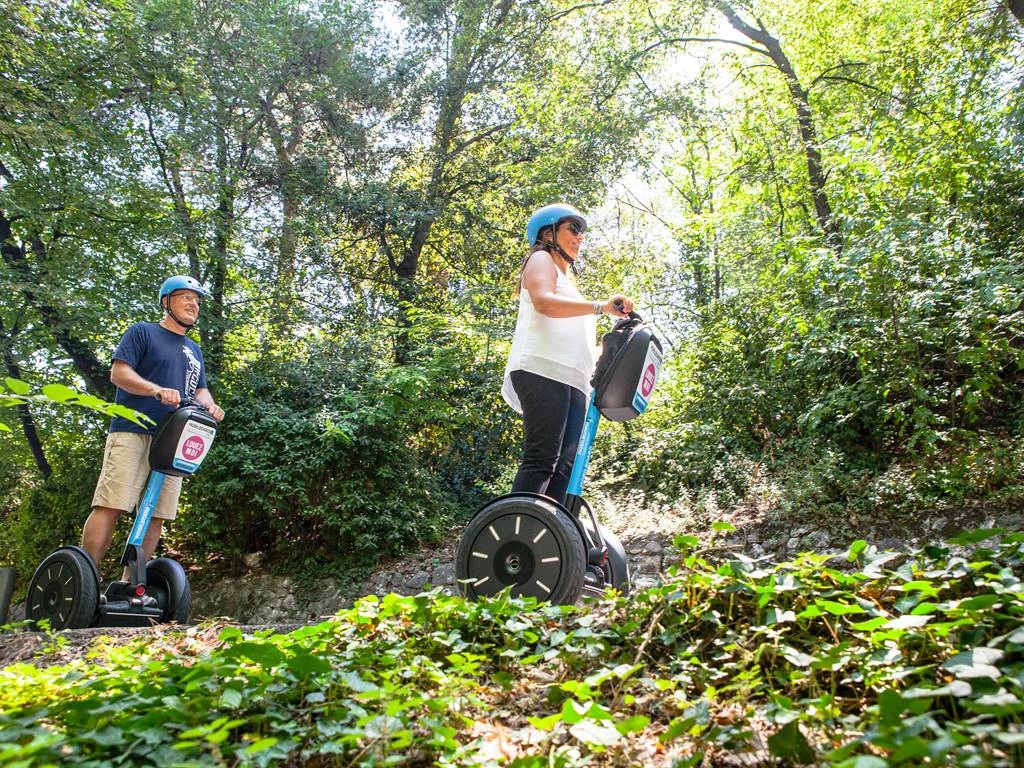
top-left (714, 0), bottom-right (842, 252)
top-left (0, 211), bottom-right (113, 399)
top-left (2, 341), bottom-right (52, 479)
top-left (1009, 0), bottom-right (1023, 26)
top-left (201, 122), bottom-right (235, 382)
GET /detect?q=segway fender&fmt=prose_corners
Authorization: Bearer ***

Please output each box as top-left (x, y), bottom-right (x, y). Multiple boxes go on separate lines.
top-left (473, 492), bottom-right (590, 546)
top-left (59, 545), bottom-right (101, 583)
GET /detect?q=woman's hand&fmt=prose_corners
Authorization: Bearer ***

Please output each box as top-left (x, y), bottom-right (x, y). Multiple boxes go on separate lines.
top-left (600, 295), bottom-right (633, 317)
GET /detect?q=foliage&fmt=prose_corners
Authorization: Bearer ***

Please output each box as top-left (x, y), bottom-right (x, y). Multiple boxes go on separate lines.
top-left (176, 313), bottom-right (514, 576)
top-left (0, 378), bottom-right (153, 433)
top-left (4, 529), bottom-right (1024, 765)
top-left (0, 443), bottom-right (103, 580)
top-left (0, 377), bottom-right (149, 574)
top-left (1, 0), bottom-right (1023, 585)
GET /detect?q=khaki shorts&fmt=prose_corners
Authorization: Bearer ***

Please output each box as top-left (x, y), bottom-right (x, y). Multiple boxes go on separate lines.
top-left (91, 432), bottom-right (183, 520)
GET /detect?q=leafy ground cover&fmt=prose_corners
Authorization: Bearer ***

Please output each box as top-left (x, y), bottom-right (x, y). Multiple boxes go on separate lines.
top-left (2, 528), bottom-right (1024, 767)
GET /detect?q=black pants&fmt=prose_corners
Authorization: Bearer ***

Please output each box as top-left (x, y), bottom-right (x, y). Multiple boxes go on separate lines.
top-left (510, 369), bottom-right (586, 506)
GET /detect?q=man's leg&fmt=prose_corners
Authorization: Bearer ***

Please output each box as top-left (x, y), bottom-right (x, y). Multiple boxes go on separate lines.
top-left (89, 432), bottom-right (150, 576)
top-left (142, 517), bottom-right (165, 561)
top-left (82, 506), bottom-right (125, 566)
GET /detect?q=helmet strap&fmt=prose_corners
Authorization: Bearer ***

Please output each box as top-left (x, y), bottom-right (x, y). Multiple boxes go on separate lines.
top-left (548, 242), bottom-right (579, 276)
top-left (161, 299), bottom-right (196, 331)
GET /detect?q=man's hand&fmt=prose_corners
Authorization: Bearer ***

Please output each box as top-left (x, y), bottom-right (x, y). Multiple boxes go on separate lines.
top-left (194, 389), bottom-right (225, 422)
top-left (153, 387), bottom-right (181, 407)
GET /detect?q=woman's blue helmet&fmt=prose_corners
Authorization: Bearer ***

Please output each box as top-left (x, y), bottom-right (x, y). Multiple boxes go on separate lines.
top-left (159, 275), bottom-right (209, 306)
top-left (525, 204), bottom-right (587, 245)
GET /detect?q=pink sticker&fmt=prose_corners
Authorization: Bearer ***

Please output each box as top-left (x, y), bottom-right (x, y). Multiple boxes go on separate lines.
top-left (641, 364), bottom-right (657, 397)
top-left (182, 435), bottom-right (206, 461)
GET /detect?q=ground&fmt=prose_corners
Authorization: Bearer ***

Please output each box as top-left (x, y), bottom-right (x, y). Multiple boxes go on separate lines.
top-left (2, 496), bottom-right (1020, 669)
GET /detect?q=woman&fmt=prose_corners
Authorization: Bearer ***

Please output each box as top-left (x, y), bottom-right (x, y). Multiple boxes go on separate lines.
top-left (502, 203), bottom-right (633, 505)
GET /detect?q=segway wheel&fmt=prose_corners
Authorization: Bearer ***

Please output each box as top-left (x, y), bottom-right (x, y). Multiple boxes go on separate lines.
top-left (26, 548), bottom-right (99, 629)
top-left (456, 496), bottom-right (586, 605)
top-left (146, 557), bottom-right (192, 624)
top-left (598, 524), bottom-right (631, 595)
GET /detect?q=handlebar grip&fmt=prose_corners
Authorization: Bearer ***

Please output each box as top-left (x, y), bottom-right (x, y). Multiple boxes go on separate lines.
top-left (612, 299), bottom-right (641, 321)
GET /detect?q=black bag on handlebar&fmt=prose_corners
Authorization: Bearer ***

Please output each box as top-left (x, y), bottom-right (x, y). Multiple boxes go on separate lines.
top-left (591, 317), bottom-right (663, 422)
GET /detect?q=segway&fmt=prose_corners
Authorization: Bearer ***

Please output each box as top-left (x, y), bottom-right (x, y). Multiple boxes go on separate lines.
top-left (26, 402), bottom-right (218, 629)
top-left (456, 307), bottom-right (663, 604)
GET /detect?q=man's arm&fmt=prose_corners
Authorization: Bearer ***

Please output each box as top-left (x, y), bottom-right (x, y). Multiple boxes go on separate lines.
top-left (194, 387), bottom-right (225, 422)
top-left (111, 359), bottom-right (181, 406)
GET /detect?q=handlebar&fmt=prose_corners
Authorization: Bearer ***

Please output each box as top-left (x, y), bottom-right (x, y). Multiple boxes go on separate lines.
top-left (612, 299), bottom-right (641, 321)
top-left (152, 394), bottom-right (208, 412)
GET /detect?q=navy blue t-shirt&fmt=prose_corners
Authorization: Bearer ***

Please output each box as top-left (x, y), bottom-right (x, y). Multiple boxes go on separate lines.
top-left (110, 322), bottom-right (207, 434)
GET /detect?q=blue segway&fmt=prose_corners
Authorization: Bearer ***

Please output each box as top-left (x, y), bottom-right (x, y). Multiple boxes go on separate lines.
top-left (25, 403), bottom-right (218, 629)
top-left (456, 309), bottom-right (663, 604)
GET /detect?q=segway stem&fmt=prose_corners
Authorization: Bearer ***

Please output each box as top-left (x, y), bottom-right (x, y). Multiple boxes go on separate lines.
top-left (566, 394), bottom-right (601, 498)
top-left (565, 393), bottom-right (607, 555)
top-left (119, 469), bottom-right (167, 587)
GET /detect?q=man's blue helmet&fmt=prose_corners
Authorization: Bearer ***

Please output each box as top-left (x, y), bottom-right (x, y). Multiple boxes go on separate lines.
top-left (525, 204), bottom-right (587, 245)
top-left (159, 275), bottom-right (209, 306)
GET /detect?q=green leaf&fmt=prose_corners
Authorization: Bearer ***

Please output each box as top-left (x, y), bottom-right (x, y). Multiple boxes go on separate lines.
top-left (816, 599), bottom-right (864, 616)
top-left (40, 383), bottom-right (79, 403)
top-left (224, 642), bottom-right (287, 667)
top-left (948, 528), bottom-right (1005, 545)
top-left (4, 377), bottom-right (30, 395)
top-left (615, 715), bottom-right (650, 735)
top-left (846, 539), bottom-right (867, 561)
top-left (244, 737), bottom-right (280, 754)
top-left (527, 712), bottom-right (562, 731)
top-left (768, 720), bottom-right (815, 763)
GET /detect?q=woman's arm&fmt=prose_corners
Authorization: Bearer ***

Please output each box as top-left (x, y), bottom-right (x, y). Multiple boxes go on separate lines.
top-left (521, 251), bottom-right (633, 318)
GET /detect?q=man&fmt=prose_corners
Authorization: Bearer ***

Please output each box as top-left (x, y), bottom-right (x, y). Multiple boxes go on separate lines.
top-left (82, 275), bottom-right (225, 578)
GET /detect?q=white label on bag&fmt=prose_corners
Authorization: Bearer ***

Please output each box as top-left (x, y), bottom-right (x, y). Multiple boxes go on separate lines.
top-left (172, 419), bottom-right (217, 473)
top-left (632, 342), bottom-right (663, 414)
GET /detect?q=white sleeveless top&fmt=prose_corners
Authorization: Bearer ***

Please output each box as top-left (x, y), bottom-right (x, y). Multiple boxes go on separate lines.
top-left (502, 263), bottom-right (597, 413)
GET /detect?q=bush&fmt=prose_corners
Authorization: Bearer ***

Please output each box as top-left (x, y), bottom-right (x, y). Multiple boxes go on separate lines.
top-left (1, 438), bottom-right (104, 586)
top-left (176, 329), bottom-right (504, 578)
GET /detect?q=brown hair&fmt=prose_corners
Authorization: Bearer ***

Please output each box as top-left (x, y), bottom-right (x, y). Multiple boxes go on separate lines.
top-left (516, 238), bottom-right (555, 294)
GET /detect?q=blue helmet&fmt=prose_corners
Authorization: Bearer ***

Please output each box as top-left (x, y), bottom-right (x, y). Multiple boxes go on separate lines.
top-left (159, 275), bottom-right (209, 306)
top-left (525, 204), bottom-right (587, 245)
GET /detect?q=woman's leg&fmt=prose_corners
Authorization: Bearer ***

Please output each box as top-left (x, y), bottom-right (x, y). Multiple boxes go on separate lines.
top-left (544, 385), bottom-right (587, 505)
top-left (510, 370), bottom-right (572, 498)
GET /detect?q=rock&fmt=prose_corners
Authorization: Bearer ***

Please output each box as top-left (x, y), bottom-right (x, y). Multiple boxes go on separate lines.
top-left (642, 539), bottom-right (664, 555)
top-left (804, 531), bottom-right (830, 551)
top-left (429, 562), bottom-right (455, 587)
top-left (403, 570), bottom-right (432, 592)
top-left (243, 552), bottom-right (264, 570)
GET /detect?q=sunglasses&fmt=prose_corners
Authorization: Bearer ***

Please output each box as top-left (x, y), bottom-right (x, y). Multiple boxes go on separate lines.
top-left (562, 221), bottom-right (585, 236)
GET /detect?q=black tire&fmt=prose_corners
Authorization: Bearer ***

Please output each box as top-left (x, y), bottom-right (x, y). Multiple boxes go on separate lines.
top-left (598, 525), bottom-right (630, 595)
top-left (25, 548), bottom-right (99, 629)
top-left (456, 495), bottom-right (586, 605)
top-left (146, 558), bottom-right (192, 623)
top-left (582, 521), bottom-right (631, 596)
